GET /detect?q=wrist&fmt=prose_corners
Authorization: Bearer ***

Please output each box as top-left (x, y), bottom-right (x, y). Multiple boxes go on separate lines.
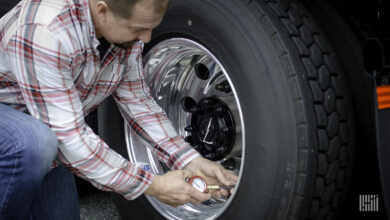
top-left (183, 156), bottom-right (204, 170)
top-left (171, 145), bottom-right (202, 170)
top-left (144, 175), bottom-right (161, 197)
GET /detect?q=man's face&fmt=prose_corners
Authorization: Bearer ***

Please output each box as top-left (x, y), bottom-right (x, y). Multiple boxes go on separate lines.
top-left (92, 0), bottom-right (166, 49)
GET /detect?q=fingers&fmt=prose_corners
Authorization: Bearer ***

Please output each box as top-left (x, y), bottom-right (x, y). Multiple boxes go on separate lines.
top-left (179, 170), bottom-right (211, 204)
top-left (171, 187), bottom-right (210, 206)
top-left (187, 184), bottom-right (211, 201)
top-left (181, 169), bottom-right (195, 179)
top-left (189, 194), bottom-right (211, 205)
top-left (211, 190), bottom-right (222, 198)
top-left (153, 159), bottom-right (239, 207)
top-left (178, 171), bottom-right (211, 204)
top-left (223, 169), bottom-right (238, 183)
top-left (209, 166), bottom-right (237, 198)
top-left (216, 163), bottom-right (238, 183)
top-left (213, 167), bottom-right (232, 186)
top-left (179, 170), bottom-right (210, 203)
top-left (219, 189), bottom-right (230, 197)
top-left (176, 194), bottom-right (201, 206)
top-left (160, 194), bottom-right (193, 207)
top-left (171, 192), bottom-right (211, 206)
top-left (210, 188), bottom-right (230, 198)
top-left (149, 170), bottom-right (212, 207)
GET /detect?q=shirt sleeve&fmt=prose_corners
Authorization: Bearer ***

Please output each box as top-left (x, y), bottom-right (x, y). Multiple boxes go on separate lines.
top-left (113, 44), bottom-right (201, 171)
top-left (5, 24), bottom-right (153, 200)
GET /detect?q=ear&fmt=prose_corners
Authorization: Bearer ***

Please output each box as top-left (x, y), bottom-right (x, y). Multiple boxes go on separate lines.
top-left (95, 1), bottom-right (110, 22)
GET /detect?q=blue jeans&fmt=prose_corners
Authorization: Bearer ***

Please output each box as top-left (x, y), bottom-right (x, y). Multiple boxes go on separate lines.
top-left (0, 104), bottom-right (80, 220)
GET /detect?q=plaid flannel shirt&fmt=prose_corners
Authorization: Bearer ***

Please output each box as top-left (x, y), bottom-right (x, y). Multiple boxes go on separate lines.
top-left (0, 0), bottom-right (200, 199)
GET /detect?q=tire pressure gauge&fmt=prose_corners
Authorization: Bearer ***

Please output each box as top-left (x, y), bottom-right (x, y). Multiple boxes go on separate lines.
top-left (187, 176), bottom-right (208, 193)
top-left (187, 176), bottom-right (236, 193)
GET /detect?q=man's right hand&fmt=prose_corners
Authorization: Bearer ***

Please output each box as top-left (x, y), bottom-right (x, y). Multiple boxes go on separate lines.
top-left (144, 170), bottom-right (211, 207)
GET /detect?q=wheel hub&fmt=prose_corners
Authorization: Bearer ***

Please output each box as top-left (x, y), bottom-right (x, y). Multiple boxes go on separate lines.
top-left (182, 96), bottom-right (236, 160)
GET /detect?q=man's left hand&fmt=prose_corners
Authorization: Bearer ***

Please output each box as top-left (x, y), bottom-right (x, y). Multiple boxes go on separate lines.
top-left (183, 157), bottom-right (238, 198)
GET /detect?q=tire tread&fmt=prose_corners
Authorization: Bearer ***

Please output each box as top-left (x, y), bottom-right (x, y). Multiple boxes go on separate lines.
top-left (262, 0), bottom-right (352, 219)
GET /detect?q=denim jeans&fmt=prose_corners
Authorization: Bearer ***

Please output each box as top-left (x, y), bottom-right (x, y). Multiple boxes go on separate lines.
top-left (0, 103), bottom-right (80, 220)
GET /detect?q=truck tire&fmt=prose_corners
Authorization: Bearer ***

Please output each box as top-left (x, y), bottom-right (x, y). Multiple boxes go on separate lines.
top-left (98, 0), bottom-right (355, 219)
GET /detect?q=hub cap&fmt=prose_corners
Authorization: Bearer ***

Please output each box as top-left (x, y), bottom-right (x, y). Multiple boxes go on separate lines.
top-left (183, 96), bottom-right (236, 161)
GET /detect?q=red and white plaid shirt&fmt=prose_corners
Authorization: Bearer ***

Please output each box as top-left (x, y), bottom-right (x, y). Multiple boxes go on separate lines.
top-left (0, 0), bottom-right (200, 199)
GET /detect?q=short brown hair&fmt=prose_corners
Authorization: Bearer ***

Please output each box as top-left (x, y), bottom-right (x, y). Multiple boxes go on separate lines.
top-left (103, 0), bottom-right (168, 18)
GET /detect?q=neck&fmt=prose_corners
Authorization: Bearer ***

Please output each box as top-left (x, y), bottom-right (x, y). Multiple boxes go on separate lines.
top-left (88, 0), bottom-right (103, 38)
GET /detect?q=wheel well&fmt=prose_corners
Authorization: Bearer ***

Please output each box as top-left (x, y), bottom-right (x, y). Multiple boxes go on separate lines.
top-left (326, 0), bottom-right (390, 38)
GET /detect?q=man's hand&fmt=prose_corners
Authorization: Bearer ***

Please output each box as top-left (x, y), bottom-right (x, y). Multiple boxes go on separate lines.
top-left (183, 157), bottom-right (238, 198)
top-left (144, 170), bottom-right (211, 207)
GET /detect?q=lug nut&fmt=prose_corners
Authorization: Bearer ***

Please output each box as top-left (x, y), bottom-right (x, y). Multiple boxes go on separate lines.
top-left (185, 126), bottom-right (196, 132)
top-left (221, 158), bottom-right (236, 170)
top-left (215, 80), bottom-right (232, 93)
top-left (216, 146), bottom-right (226, 154)
top-left (194, 63), bottom-right (210, 80)
top-left (215, 84), bottom-right (224, 91)
top-left (184, 136), bottom-right (195, 146)
top-left (180, 97), bottom-right (199, 113)
top-left (204, 153), bottom-right (216, 159)
top-left (216, 107), bottom-right (225, 114)
top-left (222, 127), bottom-right (230, 133)
top-left (200, 98), bottom-right (214, 106)
top-left (184, 136), bottom-right (192, 142)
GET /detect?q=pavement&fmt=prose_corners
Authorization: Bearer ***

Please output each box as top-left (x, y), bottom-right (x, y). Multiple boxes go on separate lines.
top-left (77, 178), bottom-right (122, 220)
top-left (79, 191), bottom-right (121, 220)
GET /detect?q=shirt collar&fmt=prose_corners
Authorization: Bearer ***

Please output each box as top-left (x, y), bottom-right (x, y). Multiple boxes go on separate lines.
top-left (82, 0), bottom-right (100, 50)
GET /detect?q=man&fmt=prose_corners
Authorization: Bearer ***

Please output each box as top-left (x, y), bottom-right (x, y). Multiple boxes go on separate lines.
top-left (0, 0), bottom-right (237, 219)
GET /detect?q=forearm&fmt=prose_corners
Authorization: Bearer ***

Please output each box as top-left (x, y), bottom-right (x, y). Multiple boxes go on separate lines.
top-left (56, 124), bottom-right (154, 200)
top-left (114, 95), bottom-right (201, 170)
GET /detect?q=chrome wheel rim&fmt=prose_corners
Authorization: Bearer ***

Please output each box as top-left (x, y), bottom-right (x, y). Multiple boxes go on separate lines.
top-left (124, 38), bottom-right (245, 220)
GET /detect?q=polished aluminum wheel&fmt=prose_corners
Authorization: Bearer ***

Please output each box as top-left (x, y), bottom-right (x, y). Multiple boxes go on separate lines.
top-left (124, 38), bottom-right (245, 220)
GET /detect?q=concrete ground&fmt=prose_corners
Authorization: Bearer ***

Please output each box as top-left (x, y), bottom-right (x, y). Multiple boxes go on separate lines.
top-left (79, 191), bottom-right (121, 220)
top-left (77, 178), bottom-right (122, 220)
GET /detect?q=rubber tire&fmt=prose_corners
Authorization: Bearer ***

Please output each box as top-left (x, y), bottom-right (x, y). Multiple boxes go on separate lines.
top-left (98, 0), bottom-right (355, 219)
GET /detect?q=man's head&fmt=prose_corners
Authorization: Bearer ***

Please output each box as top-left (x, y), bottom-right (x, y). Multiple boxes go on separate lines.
top-left (89, 0), bottom-right (169, 49)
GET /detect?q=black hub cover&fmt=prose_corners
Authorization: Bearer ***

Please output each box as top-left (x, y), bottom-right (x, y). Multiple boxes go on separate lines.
top-left (184, 97), bottom-right (236, 160)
